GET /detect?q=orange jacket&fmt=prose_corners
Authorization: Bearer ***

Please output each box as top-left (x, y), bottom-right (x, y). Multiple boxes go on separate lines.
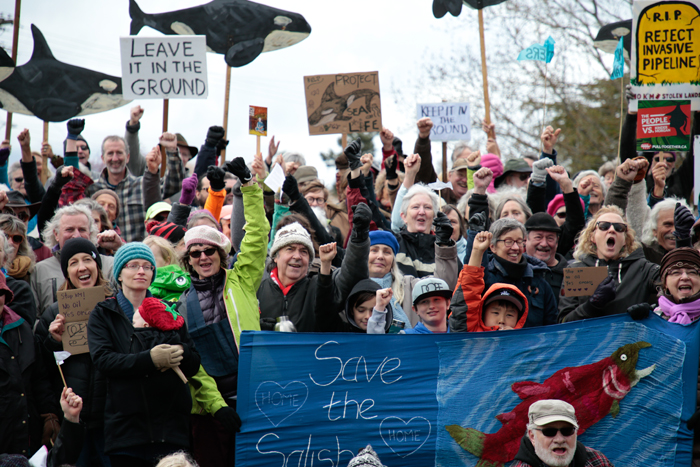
top-left (460, 265), bottom-right (529, 332)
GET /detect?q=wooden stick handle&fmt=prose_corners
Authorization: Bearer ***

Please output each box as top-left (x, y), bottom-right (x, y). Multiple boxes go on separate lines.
top-left (161, 99), bottom-right (169, 177)
top-left (174, 366), bottom-right (188, 384)
top-left (478, 9), bottom-right (494, 139)
top-left (58, 365), bottom-right (67, 388)
top-left (221, 65), bottom-right (232, 166)
top-left (4, 0), bottom-right (22, 141)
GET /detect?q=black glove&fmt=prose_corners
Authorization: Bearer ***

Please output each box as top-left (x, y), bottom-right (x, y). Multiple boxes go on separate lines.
top-left (351, 203), bottom-right (372, 242)
top-left (260, 317), bottom-right (277, 331)
top-left (345, 139), bottom-right (362, 171)
top-left (224, 157), bottom-right (252, 183)
top-left (468, 212), bottom-right (488, 233)
top-left (282, 175), bottom-right (300, 202)
top-left (433, 211), bottom-right (455, 246)
top-left (589, 276), bottom-right (616, 309)
top-left (216, 138), bottom-right (229, 155)
top-left (627, 303), bottom-right (652, 321)
top-left (66, 119), bottom-right (85, 138)
top-left (0, 147), bottom-right (10, 166)
top-left (385, 155), bottom-right (398, 181)
top-left (214, 406), bottom-right (242, 434)
top-left (206, 126), bottom-right (226, 147)
top-left (207, 165), bottom-right (226, 192)
top-left (673, 202), bottom-right (695, 248)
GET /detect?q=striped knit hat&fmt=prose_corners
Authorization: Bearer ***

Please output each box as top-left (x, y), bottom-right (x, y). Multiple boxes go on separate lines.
top-left (146, 220), bottom-right (187, 244)
top-left (113, 242), bottom-right (157, 284)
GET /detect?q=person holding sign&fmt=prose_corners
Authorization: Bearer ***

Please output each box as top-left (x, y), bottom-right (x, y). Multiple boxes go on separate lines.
top-left (559, 206), bottom-right (660, 323)
top-left (35, 237), bottom-right (113, 467)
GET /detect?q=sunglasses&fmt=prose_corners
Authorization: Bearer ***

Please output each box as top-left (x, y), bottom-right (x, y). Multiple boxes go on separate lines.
top-left (534, 426), bottom-right (576, 437)
top-left (555, 211), bottom-right (566, 219)
top-left (189, 247), bottom-right (217, 259)
top-left (518, 173), bottom-right (530, 181)
top-left (152, 214), bottom-right (168, 223)
top-left (8, 234), bottom-right (23, 244)
top-left (76, 145), bottom-right (89, 151)
top-left (596, 221), bottom-right (627, 233)
top-left (13, 177), bottom-right (23, 183)
top-left (653, 156), bottom-right (674, 163)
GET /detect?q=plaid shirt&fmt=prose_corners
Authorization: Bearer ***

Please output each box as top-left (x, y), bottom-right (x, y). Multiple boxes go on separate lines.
top-left (86, 154), bottom-right (184, 242)
top-left (511, 445), bottom-right (614, 467)
top-left (59, 169), bottom-right (95, 207)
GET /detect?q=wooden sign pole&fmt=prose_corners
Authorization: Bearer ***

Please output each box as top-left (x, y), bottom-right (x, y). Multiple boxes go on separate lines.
top-left (442, 141), bottom-right (448, 182)
top-left (4, 0), bottom-right (21, 141)
top-left (617, 75), bottom-right (624, 161)
top-left (341, 133), bottom-right (347, 150)
top-left (478, 10), bottom-right (495, 140)
top-left (160, 99), bottom-right (169, 177)
top-left (256, 134), bottom-right (261, 156)
top-left (221, 65), bottom-right (232, 166)
top-left (41, 122), bottom-right (49, 185)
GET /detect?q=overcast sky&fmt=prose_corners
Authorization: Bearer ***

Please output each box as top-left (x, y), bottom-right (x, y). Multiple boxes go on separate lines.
top-left (0, 0), bottom-right (559, 184)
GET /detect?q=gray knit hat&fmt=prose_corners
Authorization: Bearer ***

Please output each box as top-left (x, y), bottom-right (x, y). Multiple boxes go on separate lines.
top-left (270, 222), bottom-right (315, 262)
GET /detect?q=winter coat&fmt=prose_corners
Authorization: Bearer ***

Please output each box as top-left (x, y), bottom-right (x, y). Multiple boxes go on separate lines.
top-left (449, 266), bottom-right (529, 332)
top-left (370, 273), bottom-right (412, 329)
top-left (559, 248), bottom-right (660, 323)
top-left (315, 278), bottom-right (393, 333)
top-left (87, 297), bottom-right (200, 454)
top-left (395, 226), bottom-right (437, 278)
top-left (6, 274), bottom-right (37, 328)
top-left (540, 253), bottom-right (568, 303)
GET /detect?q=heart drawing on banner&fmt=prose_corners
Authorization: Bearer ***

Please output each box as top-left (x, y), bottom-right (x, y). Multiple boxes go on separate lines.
top-left (255, 381), bottom-right (308, 427)
top-left (379, 416), bottom-right (431, 457)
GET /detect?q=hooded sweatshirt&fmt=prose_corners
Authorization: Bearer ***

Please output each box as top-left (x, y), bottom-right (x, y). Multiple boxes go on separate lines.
top-left (345, 279), bottom-right (394, 334)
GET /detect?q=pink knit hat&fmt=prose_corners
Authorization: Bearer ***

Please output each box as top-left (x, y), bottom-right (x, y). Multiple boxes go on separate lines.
top-left (479, 154), bottom-right (503, 194)
top-left (184, 225), bottom-right (231, 252)
top-left (547, 194), bottom-right (586, 217)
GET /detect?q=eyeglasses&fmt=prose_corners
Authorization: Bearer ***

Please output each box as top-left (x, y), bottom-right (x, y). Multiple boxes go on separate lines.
top-left (152, 214), bottom-right (168, 223)
top-left (555, 211), bottom-right (567, 219)
top-left (123, 263), bottom-right (155, 272)
top-left (189, 247), bottom-right (217, 259)
top-left (76, 145), bottom-right (89, 151)
top-left (306, 197), bottom-right (326, 206)
top-left (13, 177), bottom-right (23, 183)
top-left (534, 426), bottom-right (576, 438)
top-left (518, 173), bottom-right (530, 181)
top-left (596, 221), bottom-right (627, 233)
top-left (667, 268), bottom-right (700, 278)
top-left (496, 239), bottom-right (524, 248)
top-left (8, 235), bottom-right (23, 244)
top-left (653, 156), bottom-right (674, 163)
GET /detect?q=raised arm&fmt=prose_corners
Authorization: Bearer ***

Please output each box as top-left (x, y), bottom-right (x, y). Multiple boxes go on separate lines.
top-left (414, 118), bottom-right (437, 184)
top-left (125, 105), bottom-right (147, 176)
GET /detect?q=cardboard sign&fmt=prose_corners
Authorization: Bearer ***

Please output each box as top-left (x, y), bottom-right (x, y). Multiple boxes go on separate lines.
top-left (249, 106), bottom-right (268, 136)
top-left (416, 103), bottom-right (471, 141)
top-left (304, 72), bottom-right (382, 135)
top-left (120, 36), bottom-right (208, 99)
top-left (630, 0), bottom-right (700, 111)
top-left (57, 287), bottom-right (106, 355)
top-left (562, 267), bottom-right (608, 297)
top-left (637, 100), bottom-right (692, 151)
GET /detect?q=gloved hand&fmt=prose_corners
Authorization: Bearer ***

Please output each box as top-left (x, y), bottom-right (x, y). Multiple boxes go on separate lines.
top-left (674, 202), bottom-right (695, 248)
top-left (205, 126), bottom-right (226, 147)
top-left (344, 139), bottom-right (362, 171)
top-left (531, 157), bottom-right (553, 184)
top-left (260, 317), bottom-right (277, 331)
top-left (282, 175), bottom-right (300, 202)
top-left (216, 138), bottom-right (229, 155)
top-left (214, 406), bottom-right (242, 434)
top-left (66, 119), bottom-right (85, 139)
top-left (468, 211), bottom-right (489, 233)
top-left (41, 413), bottom-right (60, 447)
top-left (589, 276), bottom-right (616, 309)
top-left (385, 155), bottom-right (398, 181)
top-left (207, 165), bottom-right (226, 192)
top-left (627, 302), bottom-right (652, 321)
top-left (224, 157), bottom-right (253, 183)
top-left (150, 344), bottom-right (174, 369)
top-left (0, 147), bottom-right (9, 166)
top-left (351, 203), bottom-right (372, 242)
top-left (433, 211), bottom-right (455, 246)
top-left (180, 173), bottom-right (198, 205)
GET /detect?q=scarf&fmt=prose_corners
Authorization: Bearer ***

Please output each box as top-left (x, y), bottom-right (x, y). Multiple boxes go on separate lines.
top-left (8, 255), bottom-right (31, 279)
top-left (657, 295), bottom-right (700, 325)
top-left (494, 254), bottom-right (527, 278)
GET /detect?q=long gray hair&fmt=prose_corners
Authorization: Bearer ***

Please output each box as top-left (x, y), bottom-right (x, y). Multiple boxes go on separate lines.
top-left (42, 204), bottom-right (98, 249)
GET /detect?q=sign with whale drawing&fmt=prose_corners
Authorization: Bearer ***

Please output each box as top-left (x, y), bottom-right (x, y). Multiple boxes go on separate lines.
top-left (304, 72), bottom-right (382, 136)
top-left (236, 314), bottom-right (699, 466)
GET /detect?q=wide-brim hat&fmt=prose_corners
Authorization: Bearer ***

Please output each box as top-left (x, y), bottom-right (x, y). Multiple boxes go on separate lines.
top-left (495, 158), bottom-right (532, 188)
top-left (4, 191), bottom-right (41, 219)
top-left (524, 212), bottom-right (561, 234)
top-left (176, 133), bottom-right (198, 157)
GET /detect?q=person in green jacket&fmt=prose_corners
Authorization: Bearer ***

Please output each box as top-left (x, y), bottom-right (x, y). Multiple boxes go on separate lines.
top-left (176, 158), bottom-right (269, 467)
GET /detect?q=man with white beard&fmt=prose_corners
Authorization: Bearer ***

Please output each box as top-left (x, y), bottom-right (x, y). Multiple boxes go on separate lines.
top-left (524, 213), bottom-right (566, 302)
top-left (512, 400), bottom-right (614, 467)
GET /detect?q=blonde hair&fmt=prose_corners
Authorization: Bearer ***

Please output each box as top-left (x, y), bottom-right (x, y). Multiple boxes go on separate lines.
top-left (144, 235), bottom-right (181, 267)
top-left (573, 205), bottom-right (640, 261)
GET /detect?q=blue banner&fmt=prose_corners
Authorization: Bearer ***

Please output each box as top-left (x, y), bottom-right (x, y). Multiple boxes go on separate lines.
top-left (517, 35), bottom-right (556, 64)
top-left (610, 36), bottom-right (625, 80)
top-left (236, 314), bottom-right (699, 467)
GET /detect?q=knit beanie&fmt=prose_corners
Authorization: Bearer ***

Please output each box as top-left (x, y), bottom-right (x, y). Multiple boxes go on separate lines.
top-left (187, 209), bottom-right (222, 232)
top-left (138, 297), bottom-right (184, 331)
top-left (347, 445), bottom-right (385, 467)
top-left (147, 220), bottom-right (187, 244)
top-left (113, 243), bottom-right (157, 284)
top-left (184, 225), bottom-right (231, 252)
top-left (479, 154), bottom-right (503, 194)
top-left (546, 194), bottom-right (586, 217)
top-left (369, 230), bottom-right (399, 256)
top-left (60, 238), bottom-right (102, 279)
top-left (91, 188), bottom-right (121, 219)
top-left (270, 222), bottom-right (315, 262)
top-left (660, 247), bottom-right (700, 280)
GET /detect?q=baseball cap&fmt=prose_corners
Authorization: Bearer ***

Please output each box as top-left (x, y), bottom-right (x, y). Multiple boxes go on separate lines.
top-left (412, 278), bottom-right (452, 305)
top-left (528, 400), bottom-right (579, 428)
top-left (483, 287), bottom-right (525, 313)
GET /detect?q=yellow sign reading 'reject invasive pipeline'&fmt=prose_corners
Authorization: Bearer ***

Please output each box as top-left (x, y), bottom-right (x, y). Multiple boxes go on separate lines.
top-left (636, 2), bottom-right (700, 85)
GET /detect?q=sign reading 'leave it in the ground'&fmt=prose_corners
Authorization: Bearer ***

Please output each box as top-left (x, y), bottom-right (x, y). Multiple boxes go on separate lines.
top-left (415, 103), bottom-right (471, 141)
top-left (637, 100), bottom-right (692, 151)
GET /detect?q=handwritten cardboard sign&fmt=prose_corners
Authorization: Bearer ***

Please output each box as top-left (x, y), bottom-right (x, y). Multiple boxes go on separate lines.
top-left (120, 36), bottom-right (208, 99)
top-left (57, 287), bottom-right (106, 355)
top-left (249, 106), bottom-right (268, 136)
top-left (636, 100), bottom-right (692, 151)
top-left (304, 72), bottom-right (382, 135)
top-left (562, 267), bottom-right (608, 297)
top-left (416, 103), bottom-right (471, 141)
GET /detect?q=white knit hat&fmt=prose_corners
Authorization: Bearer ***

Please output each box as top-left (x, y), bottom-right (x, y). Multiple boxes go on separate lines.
top-left (270, 222), bottom-right (315, 262)
top-left (184, 225), bottom-right (231, 252)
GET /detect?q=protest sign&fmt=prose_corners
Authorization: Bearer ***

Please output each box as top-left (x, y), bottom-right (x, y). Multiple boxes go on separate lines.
top-left (237, 315), bottom-right (698, 467)
top-left (630, 0), bottom-right (700, 111)
top-left (695, 135), bottom-right (700, 206)
top-left (57, 286), bottom-right (106, 355)
top-left (416, 103), bottom-right (471, 141)
top-left (637, 100), bottom-right (692, 151)
top-left (562, 267), bottom-right (608, 297)
top-left (120, 36), bottom-right (208, 100)
top-left (249, 106), bottom-right (268, 136)
top-left (304, 72), bottom-right (382, 135)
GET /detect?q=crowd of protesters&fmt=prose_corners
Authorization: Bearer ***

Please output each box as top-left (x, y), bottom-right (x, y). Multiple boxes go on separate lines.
top-left (0, 96), bottom-right (698, 467)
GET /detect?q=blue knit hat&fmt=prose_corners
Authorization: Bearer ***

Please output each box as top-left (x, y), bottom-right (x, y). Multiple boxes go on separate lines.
top-left (113, 242), bottom-right (157, 284)
top-left (369, 230), bottom-right (399, 256)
